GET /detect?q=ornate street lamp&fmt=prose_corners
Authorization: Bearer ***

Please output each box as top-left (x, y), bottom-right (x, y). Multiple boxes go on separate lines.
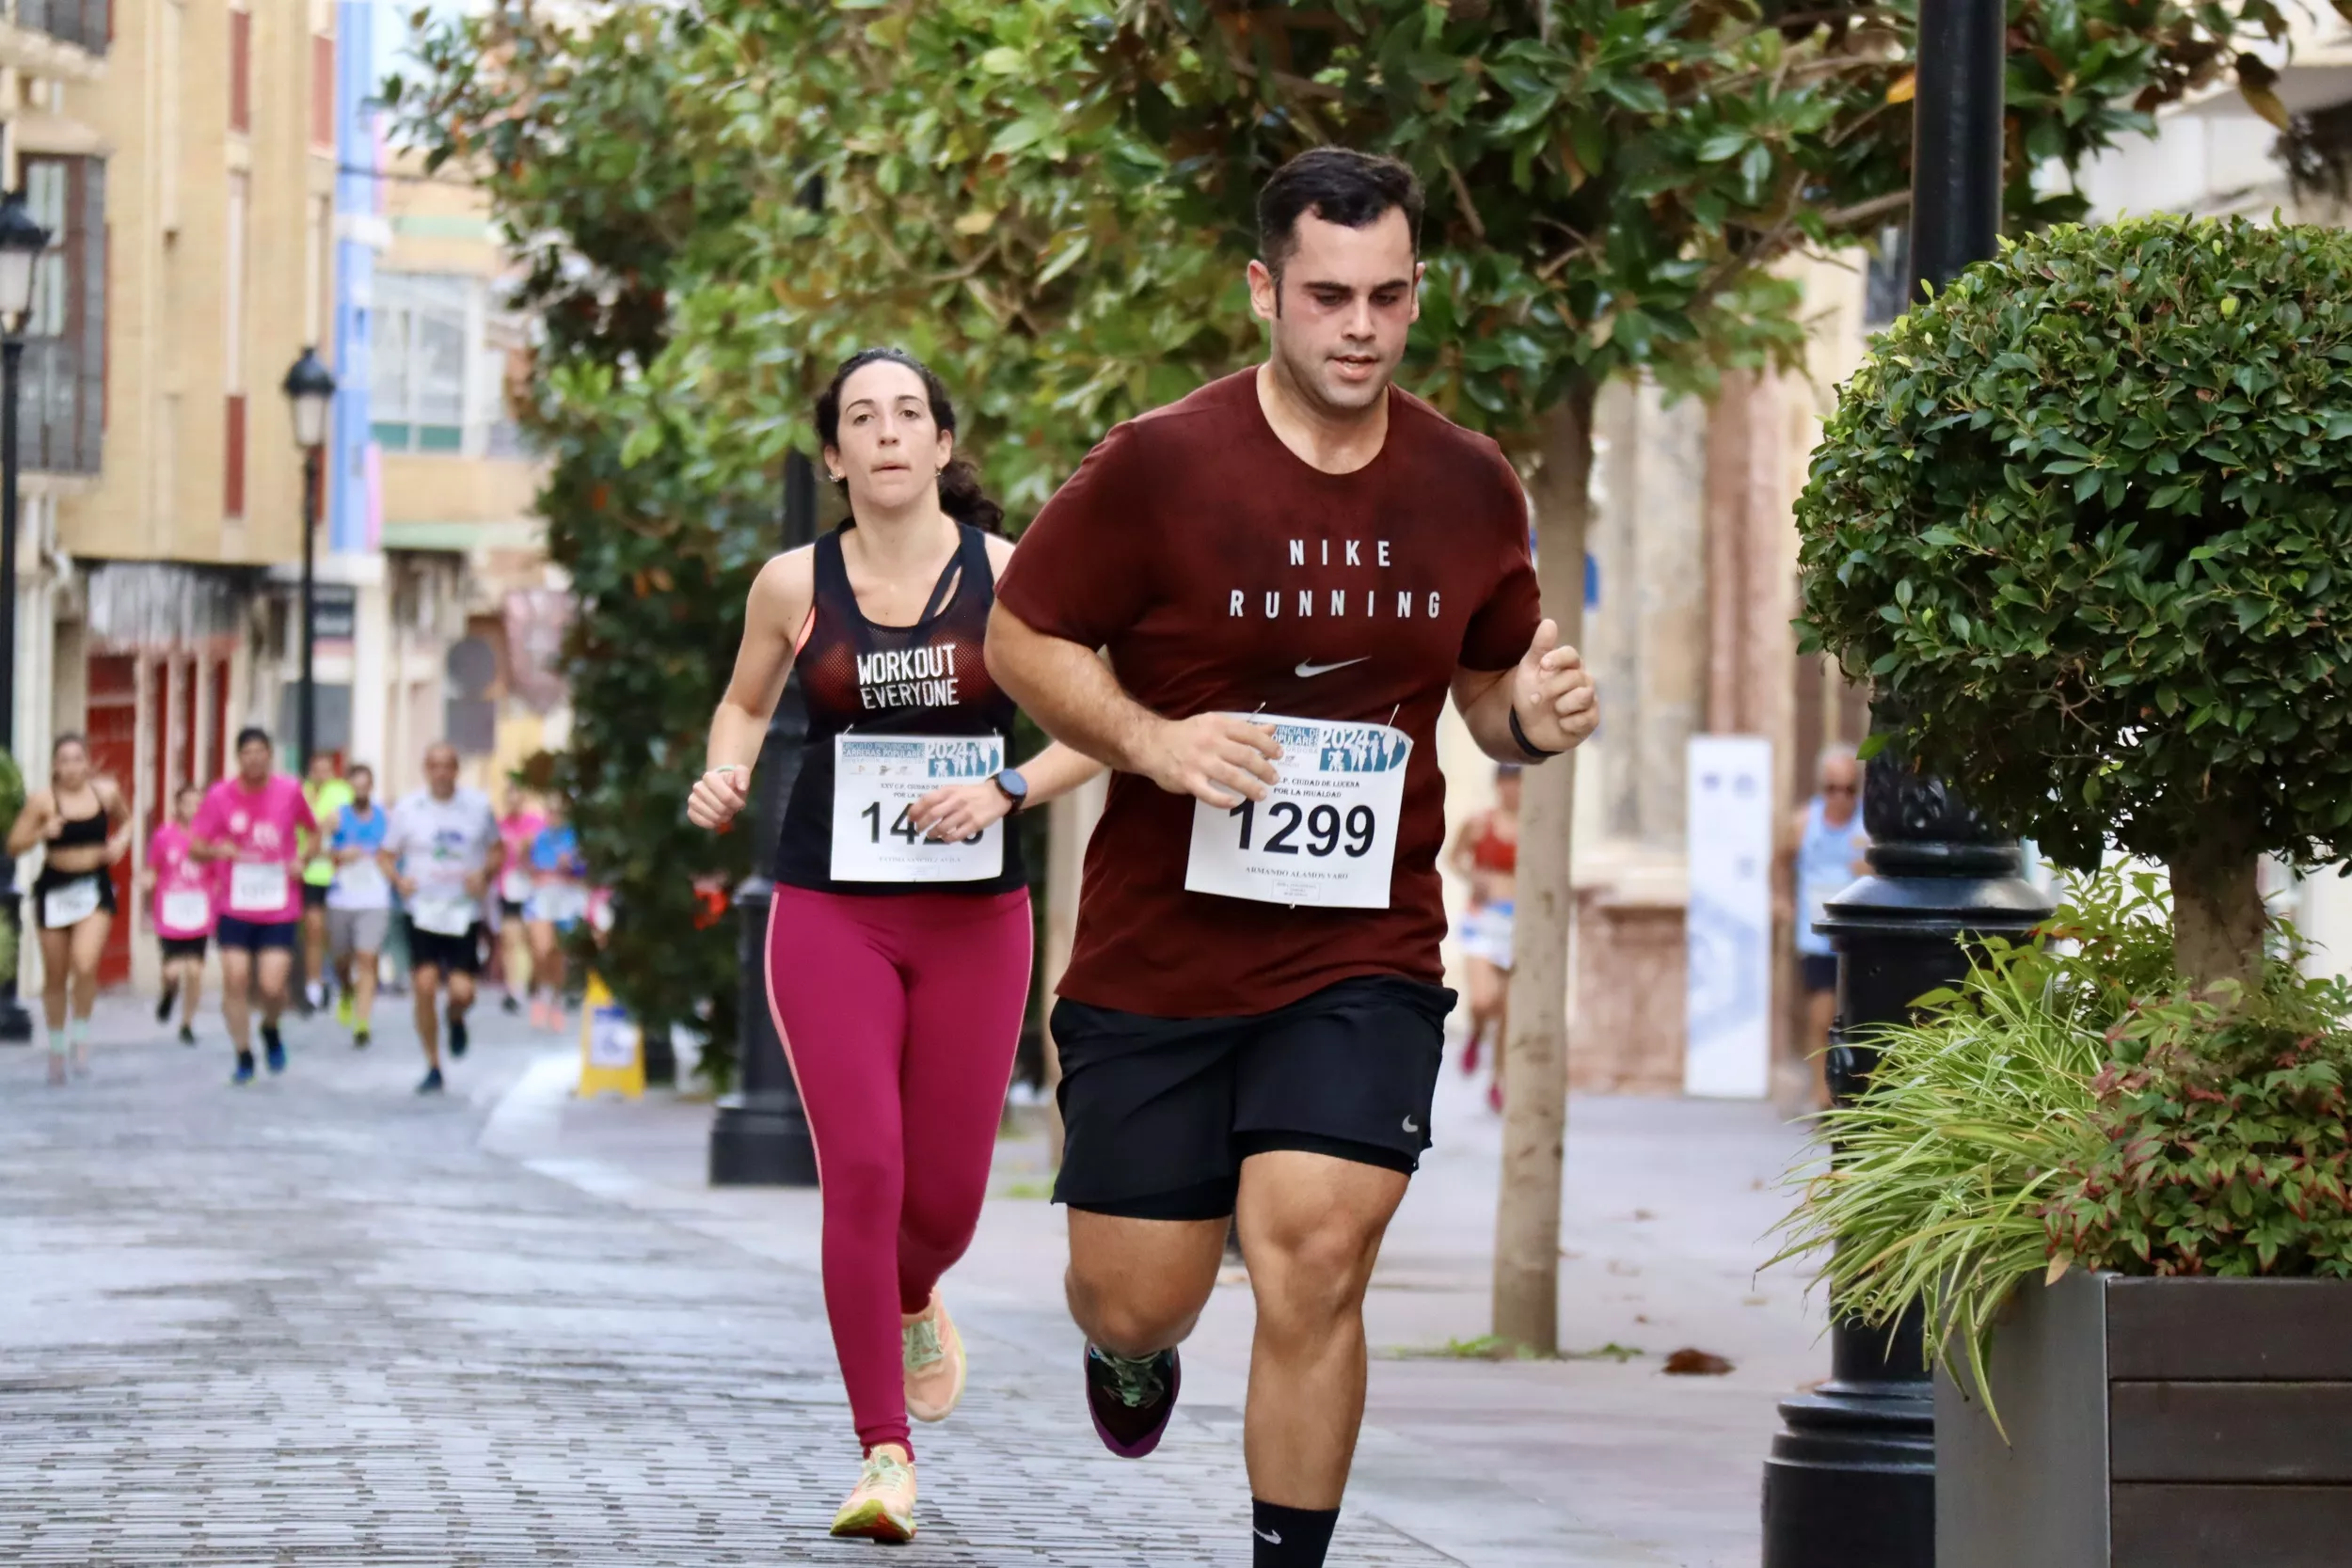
top-left (1756, 2), bottom-right (2050, 1563)
top-left (0, 188), bottom-right (53, 1045)
top-left (281, 347), bottom-right (337, 770)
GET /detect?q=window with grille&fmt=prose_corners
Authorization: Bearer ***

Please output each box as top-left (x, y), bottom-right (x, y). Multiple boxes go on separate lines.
top-left (371, 274), bottom-right (472, 452)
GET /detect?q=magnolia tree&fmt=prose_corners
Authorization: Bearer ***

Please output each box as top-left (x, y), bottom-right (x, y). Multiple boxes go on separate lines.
top-left (1799, 215), bottom-right (2352, 990)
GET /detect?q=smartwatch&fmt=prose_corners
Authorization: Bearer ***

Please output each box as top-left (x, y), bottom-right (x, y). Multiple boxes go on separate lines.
top-left (993, 768), bottom-right (1030, 814)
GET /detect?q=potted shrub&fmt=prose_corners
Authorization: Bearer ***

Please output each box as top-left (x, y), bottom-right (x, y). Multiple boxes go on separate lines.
top-left (1785, 214), bottom-right (2352, 1566)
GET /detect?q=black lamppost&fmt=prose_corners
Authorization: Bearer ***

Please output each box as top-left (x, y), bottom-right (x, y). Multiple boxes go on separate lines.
top-left (0, 189), bottom-right (52, 1045)
top-left (707, 447), bottom-right (821, 1187)
top-left (1756, 3), bottom-right (2050, 1563)
top-left (281, 348), bottom-right (336, 769)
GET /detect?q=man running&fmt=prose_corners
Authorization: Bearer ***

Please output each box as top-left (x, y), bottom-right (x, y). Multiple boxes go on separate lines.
top-left (326, 764), bottom-right (392, 1048)
top-left (190, 728), bottom-right (316, 1084)
top-left (299, 751), bottom-right (352, 1014)
top-left (986, 149), bottom-right (1597, 1568)
top-left (381, 742), bottom-right (502, 1094)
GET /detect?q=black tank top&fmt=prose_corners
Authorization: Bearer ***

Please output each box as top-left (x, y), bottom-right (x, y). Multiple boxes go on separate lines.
top-left (773, 523), bottom-right (1026, 896)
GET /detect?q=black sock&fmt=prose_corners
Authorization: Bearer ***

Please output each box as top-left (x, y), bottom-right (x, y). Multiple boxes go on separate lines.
top-left (1252, 1500), bottom-right (1339, 1567)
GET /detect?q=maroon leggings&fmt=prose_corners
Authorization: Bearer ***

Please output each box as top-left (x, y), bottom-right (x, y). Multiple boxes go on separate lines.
top-left (765, 883), bottom-right (1032, 1455)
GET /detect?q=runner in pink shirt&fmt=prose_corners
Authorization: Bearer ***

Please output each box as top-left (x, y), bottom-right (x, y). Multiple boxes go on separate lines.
top-left (494, 790), bottom-right (546, 1015)
top-left (190, 727), bottom-right (316, 1084)
top-left (144, 783), bottom-right (216, 1049)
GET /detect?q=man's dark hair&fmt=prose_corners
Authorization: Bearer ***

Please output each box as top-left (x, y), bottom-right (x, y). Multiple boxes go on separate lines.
top-left (235, 726), bottom-right (272, 753)
top-left (349, 763), bottom-right (373, 783)
top-left (1256, 149), bottom-right (1424, 282)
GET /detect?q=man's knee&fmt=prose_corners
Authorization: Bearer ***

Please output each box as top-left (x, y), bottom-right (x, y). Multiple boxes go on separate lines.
top-left (1064, 1226), bottom-right (1221, 1354)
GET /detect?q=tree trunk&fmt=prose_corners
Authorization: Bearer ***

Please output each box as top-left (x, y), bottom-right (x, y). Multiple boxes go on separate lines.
top-left (2169, 827), bottom-right (2265, 994)
top-left (1492, 386), bottom-right (1596, 1356)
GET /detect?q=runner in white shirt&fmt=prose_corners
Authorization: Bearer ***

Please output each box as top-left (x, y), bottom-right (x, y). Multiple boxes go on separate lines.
top-left (379, 742), bottom-right (504, 1094)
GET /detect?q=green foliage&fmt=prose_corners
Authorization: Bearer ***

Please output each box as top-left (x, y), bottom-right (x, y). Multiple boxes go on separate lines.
top-left (394, 6), bottom-right (772, 1085)
top-left (395, 0), bottom-right (2288, 1079)
top-left (1775, 868), bottom-right (2352, 1418)
top-left (1797, 216), bottom-right (2352, 876)
top-left (644, 0), bottom-right (2281, 481)
top-left (2043, 962), bottom-right (2352, 1280)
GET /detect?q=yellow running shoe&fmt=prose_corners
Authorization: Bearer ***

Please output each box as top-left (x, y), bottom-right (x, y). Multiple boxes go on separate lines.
top-left (829, 1445), bottom-right (916, 1542)
top-left (902, 1291), bottom-right (967, 1423)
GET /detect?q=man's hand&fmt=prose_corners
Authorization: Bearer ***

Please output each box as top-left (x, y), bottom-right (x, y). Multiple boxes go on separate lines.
top-left (394, 875), bottom-right (420, 900)
top-left (463, 870), bottom-right (488, 899)
top-left (909, 782), bottom-right (1011, 844)
top-left (1136, 714), bottom-right (1282, 808)
top-left (1512, 619), bottom-right (1599, 753)
top-left (688, 766), bottom-right (752, 831)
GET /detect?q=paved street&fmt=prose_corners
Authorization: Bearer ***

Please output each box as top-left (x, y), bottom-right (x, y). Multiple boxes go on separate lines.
top-left (1, 996), bottom-right (1822, 1566)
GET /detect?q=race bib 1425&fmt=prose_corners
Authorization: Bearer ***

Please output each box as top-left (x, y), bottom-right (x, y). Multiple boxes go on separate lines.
top-left (829, 734), bottom-right (1006, 883)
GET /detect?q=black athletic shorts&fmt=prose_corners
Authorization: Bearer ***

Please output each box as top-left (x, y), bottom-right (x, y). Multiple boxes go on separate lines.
top-left (1800, 953), bottom-right (1838, 994)
top-left (1051, 974), bottom-right (1454, 1222)
top-left (215, 915), bottom-right (297, 955)
top-left (404, 920), bottom-right (484, 977)
top-left (158, 935), bottom-right (209, 963)
top-left (301, 882), bottom-right (330, 911)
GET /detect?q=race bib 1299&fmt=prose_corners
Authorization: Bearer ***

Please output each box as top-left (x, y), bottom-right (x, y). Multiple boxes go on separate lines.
top-left (829, 734), bottom-right (1006, 883)
top-left (1184, 716), bottom-right (1410, 909)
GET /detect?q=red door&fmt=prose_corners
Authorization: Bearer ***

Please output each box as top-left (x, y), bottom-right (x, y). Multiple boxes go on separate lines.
top-left (84, 654), bottom-right (139, 987)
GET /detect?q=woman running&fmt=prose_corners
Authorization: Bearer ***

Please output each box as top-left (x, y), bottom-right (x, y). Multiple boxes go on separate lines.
top-left (521, 798), bottom-right (587, 1030)
top-left (688, 348), bottom-right (1102, 1544)
top-left (1447, 762), bottom-right (1519, 1110)
top-left (146, 783), bottom-right (215, 1048)
top-left (7, 735), bottom-right (131, 1083)
top-left (495, 787), bottom-right (544, 1014)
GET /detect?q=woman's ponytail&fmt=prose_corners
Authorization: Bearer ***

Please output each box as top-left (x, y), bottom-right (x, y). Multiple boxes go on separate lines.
top-left (937, 457), bottom-right (1005, 534)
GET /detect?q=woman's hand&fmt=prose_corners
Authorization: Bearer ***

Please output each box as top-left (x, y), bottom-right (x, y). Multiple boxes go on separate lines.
top-left (908, 781), bottom-right (1011, 844)
top-left (689, 766), bottom-right (752, 831)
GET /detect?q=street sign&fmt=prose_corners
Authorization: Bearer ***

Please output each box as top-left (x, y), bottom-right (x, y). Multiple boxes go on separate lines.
top-left (310, 584), bottom-right (357, 641)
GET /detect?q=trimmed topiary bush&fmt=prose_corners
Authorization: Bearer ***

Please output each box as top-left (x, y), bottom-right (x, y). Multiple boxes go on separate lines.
top-left (1799, 214), bottom-right (2352, 987)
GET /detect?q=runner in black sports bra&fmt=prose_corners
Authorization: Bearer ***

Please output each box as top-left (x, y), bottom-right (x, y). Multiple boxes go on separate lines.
top-left (773, 518), bottom-right (1026, 896)
top-left (683, 347), bottom-right (1105, 1544)
top-left (5, 732), bottom-right (130, 1080)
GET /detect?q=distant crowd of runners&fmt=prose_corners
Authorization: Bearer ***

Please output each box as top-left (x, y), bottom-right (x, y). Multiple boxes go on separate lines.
top-left (10, 731), bottom-right (601, 1096)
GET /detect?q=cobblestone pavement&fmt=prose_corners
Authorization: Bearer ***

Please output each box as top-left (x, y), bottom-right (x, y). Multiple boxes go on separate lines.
top-left (0, 1004), bottom-right (1521, 1566)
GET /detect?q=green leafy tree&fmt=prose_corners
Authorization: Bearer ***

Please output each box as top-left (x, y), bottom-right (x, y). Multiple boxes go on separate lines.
top-left (393, 5), bottom-right (773, 1085)
top-left (1798, 215), bottom-right (2352, 990)
top-left (407, 0), bottom-right (2283, 1341)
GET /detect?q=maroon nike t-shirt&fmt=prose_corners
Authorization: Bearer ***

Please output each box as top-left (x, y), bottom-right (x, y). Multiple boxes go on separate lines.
top-left (995, 368), bottom-right (1540, 1018)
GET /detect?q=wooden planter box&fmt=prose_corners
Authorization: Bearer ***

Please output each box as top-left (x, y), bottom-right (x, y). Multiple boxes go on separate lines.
top-left (1936, 1271), bottom-right (2352, 1567)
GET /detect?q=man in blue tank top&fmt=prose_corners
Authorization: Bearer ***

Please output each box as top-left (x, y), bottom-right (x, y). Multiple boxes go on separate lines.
top-left (1776, 745), bottom-right (1868, 1104)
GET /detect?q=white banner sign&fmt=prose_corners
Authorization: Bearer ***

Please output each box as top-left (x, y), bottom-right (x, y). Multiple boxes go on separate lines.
top-left (1685, 735), bottom-right (1772, 1100)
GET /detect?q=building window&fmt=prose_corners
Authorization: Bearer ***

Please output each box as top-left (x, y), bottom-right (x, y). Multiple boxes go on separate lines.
top-left (225, 394), bottom-right (246, 518)
top-left (230, 7), bottom-right (252, 135)
top-left (18, 154), bottom-right (106, 475)
top-left (372, 274), bottom-right (470, 453)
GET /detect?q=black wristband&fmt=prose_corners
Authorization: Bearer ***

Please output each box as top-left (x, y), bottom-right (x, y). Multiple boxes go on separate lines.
top-left (1508, 705), bottom-right (1562, 762)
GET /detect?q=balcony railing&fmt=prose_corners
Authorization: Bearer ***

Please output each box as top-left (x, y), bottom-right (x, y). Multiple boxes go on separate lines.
top-left (14, 337), bottom-right (103, 476)
top-left (8, 0), bottom-right (109, 55)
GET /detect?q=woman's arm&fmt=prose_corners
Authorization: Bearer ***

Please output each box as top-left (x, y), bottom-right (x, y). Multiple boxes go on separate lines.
top-left (688, 549), bottom-right (815, 831)
top-left (6, 792), bottom-right (53, 858)
top-left (1446, 812), bottom-right (1483, 881)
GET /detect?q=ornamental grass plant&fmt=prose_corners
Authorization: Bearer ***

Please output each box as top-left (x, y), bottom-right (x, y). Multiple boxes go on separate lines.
top-left (1773, 870), bottom-right (2352, 1419)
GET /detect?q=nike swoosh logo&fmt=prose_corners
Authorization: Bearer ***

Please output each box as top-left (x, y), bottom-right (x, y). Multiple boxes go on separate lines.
top-left (1254, 1529), bottom-right (1283, 1545)
top-left (1403, 1117), bottom-right (1421, 1134)
top-left (1295, 657), bottom-right (1370, 679)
